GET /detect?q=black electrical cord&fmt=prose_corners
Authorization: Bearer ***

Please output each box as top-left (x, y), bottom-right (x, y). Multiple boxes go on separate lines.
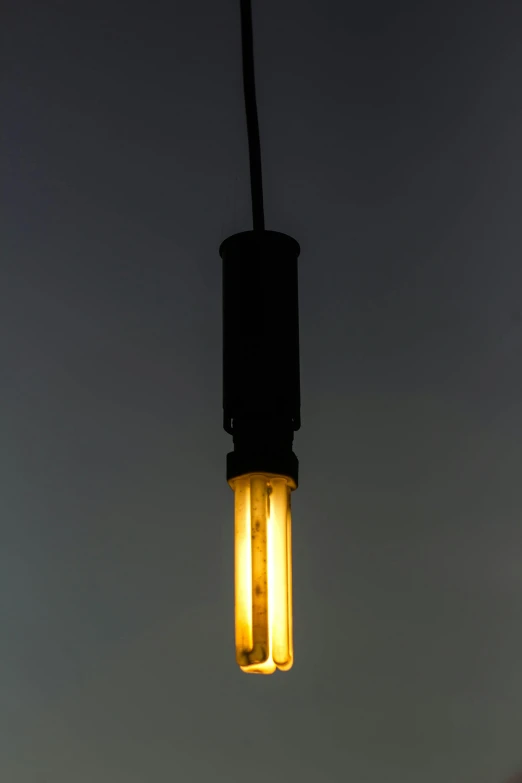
top-left (240, 0), bottom-right (265, 233)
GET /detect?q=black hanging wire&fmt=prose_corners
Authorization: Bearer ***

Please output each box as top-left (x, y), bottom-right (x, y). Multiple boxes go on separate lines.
top-left (240, 0), bottom-right (265, 232)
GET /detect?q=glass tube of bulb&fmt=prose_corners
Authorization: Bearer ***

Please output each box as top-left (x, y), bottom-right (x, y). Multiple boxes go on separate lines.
top-left (230, 472), bottom-right (294, 674)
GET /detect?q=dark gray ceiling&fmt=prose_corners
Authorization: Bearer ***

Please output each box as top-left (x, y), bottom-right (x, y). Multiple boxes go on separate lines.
top-left (2, 1), bottom-right (522, 781)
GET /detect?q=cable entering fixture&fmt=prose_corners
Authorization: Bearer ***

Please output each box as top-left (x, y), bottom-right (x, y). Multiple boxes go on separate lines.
top-left (240, 0), bottom-right (265, 232)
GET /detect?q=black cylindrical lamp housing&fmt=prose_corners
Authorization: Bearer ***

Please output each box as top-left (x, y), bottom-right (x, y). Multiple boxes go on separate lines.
top-left (220, 230), bottom-right (300, 487)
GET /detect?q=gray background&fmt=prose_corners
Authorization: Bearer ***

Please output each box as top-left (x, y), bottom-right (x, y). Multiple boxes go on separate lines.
top-left (2, 1), bottom-right (522, 781)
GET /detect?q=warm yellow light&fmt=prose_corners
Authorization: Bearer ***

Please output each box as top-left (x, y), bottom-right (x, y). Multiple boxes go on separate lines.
top-left (230, 472), bottom-right (294, 674)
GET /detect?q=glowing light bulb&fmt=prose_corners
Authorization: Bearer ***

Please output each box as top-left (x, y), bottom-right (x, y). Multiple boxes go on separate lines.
top-left (231, 473), bottom-right (294, 674)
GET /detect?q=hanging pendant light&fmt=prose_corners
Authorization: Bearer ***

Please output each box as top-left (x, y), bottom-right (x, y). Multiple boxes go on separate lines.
top-left (220, 0), bottom-right (301, 674)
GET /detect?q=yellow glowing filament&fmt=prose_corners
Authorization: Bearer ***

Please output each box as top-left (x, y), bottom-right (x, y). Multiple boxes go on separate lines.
top-left (230, 473), bottom-right (294, 674)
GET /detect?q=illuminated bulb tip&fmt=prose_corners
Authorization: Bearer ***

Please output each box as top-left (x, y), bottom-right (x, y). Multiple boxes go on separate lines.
top-left (232, 473), bottom-right (294, 674)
